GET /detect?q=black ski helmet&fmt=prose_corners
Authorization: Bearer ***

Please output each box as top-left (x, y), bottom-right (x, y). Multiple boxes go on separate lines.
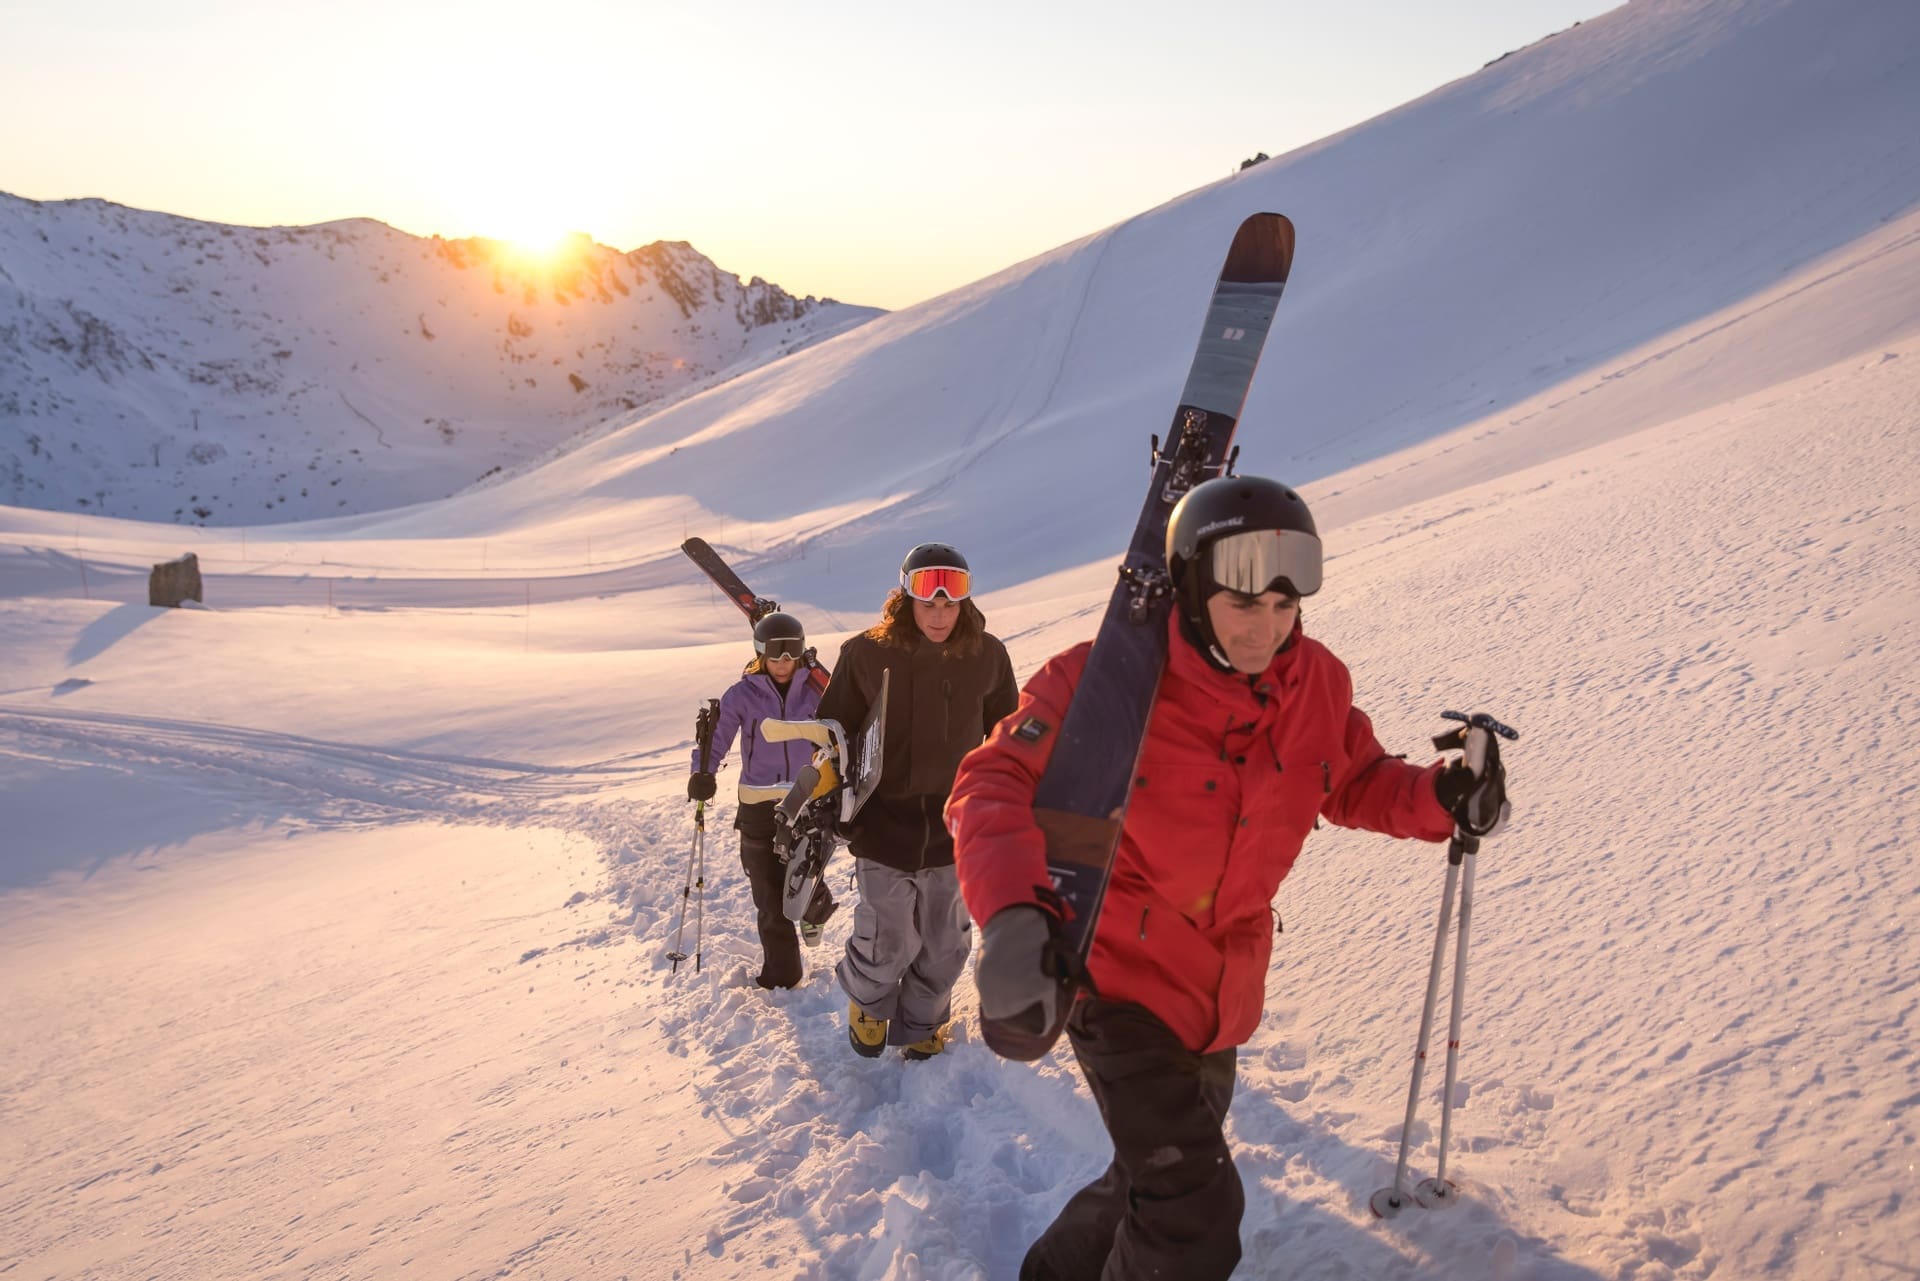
top-left (1166, 475), bottom-right (1322, 669)
top-left (752, 611), bottom-right (807, 660)
top-left (899, 542), bottom-right (972, 600)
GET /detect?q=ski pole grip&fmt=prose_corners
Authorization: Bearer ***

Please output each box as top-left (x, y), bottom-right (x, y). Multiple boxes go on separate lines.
top-left (694, 697), bottom-right (721, 775)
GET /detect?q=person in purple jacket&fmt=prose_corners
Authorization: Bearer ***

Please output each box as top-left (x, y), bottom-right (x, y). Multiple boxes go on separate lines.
top-left (688, 612), bottom-right (838, 989)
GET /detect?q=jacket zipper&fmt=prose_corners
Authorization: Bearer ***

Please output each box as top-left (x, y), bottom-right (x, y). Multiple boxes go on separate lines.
top-left (916, 796), bottom-right (936, 871)
top-left (919, 678), bottom-right (952, 870)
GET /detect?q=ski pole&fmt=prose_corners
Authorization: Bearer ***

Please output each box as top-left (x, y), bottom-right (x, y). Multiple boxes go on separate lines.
top-left (668, 698), bottom-right (723, 976)
top-left (689, 799), bottom-right (708, 973)
top-left (1424, 832), bottom-right (1477, 1208)
top-left (666, 799), bottom-right (703, 975)
top-left (1371, 834), bottom-right (1464, 1220)
top-left (1371, 713), bottom-right (1516, 1220)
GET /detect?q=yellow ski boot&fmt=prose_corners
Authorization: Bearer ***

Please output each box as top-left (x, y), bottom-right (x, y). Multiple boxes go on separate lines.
top-left (847, 1000), bottom-right (888, 1059)
top-left (901, 1022), bottom-right (952, 1061)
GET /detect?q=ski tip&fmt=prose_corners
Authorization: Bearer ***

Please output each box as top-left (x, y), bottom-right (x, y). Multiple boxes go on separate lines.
top-left (1221, 213), bottom-right (1295, 284)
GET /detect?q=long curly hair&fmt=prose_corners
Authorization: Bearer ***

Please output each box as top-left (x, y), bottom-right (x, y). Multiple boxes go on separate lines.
top-left (865, 588), bottom-right (987, 657)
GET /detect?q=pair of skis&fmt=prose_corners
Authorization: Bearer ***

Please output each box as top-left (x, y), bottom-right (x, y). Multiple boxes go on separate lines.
top-left (992, 211), bottom-right (1297, 1061)
top-left (680, 537), bottom-right (830, 696)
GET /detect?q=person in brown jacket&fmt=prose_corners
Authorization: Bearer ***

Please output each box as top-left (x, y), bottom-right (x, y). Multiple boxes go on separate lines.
top-left (817, 542), bottom-right (1018, 1060)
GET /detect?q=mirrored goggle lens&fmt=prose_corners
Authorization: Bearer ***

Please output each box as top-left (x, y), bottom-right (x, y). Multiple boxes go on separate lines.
top-left (759, 636), bottom-right (806, 659)
top-left (1207, 528), bottom-right (1323, 598)
top-left (903, 566), bottom-right (971, 601)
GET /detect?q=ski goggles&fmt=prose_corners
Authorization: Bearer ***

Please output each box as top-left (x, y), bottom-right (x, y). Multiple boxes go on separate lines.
top-left (757, 635), bottom-right (807, 660)
top-left (1207, 527), bottom-right (1323, 598)
top-left (902, 565), bottom-right (972, 602)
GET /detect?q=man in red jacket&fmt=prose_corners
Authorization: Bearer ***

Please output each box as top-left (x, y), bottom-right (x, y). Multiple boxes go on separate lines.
top-left (948, 475), bottom-right (1509, 1280)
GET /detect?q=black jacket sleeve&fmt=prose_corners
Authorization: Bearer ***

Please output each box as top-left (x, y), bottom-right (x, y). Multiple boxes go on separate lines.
top-left (983, 642), bottom-right (1018, 736)
top-left (817, 636), bottom-right (871, 734)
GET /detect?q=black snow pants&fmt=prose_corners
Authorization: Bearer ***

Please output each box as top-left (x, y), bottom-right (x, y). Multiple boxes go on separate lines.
top-left (738, 829), bottom-right (834, 990)
top-left (1020, 998), bottom-right (1243, 1281)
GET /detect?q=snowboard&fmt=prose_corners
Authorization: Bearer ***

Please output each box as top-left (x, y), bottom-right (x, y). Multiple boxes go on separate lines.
top-left (680, 537), bottom-right (831, 695)
top-left (764, 670), bottom-right (889, 921)
top-left (985, 212), bottom-right (1297, 1061)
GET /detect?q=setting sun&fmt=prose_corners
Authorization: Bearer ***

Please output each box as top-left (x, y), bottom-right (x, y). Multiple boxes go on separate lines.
top-left (494, 222), bottom-right (583, 263)
top-left (435, 135), bottom-right (600, 269)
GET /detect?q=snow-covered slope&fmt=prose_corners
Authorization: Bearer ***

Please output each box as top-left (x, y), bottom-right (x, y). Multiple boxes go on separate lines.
top-left (0, 196), bottom-right (880, 524)
top-left (298, 0), bottom-right (1914, 605)
top-left (2, 0), bottom-right (1918, 1278)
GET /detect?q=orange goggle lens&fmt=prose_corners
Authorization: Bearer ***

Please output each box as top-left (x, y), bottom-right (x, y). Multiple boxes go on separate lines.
top-left (902, 566), bottom-right (971, 601)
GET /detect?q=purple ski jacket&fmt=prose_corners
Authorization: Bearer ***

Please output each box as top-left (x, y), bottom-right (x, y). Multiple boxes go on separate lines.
top-left (695, 670), bottom-right (823, 790)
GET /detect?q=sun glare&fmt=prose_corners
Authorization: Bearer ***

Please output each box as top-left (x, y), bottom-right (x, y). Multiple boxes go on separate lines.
top-left (437, 136), bottom-right (601, 269)
top-left (496, 222), bottom-right (583, 263)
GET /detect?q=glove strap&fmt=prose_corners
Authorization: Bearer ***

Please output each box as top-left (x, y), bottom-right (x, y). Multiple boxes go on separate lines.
top-left (1032, 885), bottom-right (1099, 998)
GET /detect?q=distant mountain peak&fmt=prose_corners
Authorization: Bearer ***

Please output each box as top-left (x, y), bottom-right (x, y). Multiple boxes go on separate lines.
top-left (0, 195), bottom-right (881, 524)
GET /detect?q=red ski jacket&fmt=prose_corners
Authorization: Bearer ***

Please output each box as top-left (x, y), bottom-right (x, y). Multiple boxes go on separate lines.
top-left (949, 616), bottom-right (1455, 1054)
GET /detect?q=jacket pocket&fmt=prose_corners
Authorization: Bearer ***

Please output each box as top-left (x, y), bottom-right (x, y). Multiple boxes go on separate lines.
top-left (1245, 756), bottom-right (1328, 848)
top-left (1124, 760), bottom-right (1235, 920)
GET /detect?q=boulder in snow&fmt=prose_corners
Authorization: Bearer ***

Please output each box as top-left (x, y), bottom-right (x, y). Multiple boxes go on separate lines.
top-left (149, 553), bottom-right (203, 608)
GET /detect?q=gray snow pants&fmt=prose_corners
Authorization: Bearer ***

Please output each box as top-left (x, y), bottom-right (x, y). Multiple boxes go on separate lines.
top-left (835, 858), bottom-right (972, 1046)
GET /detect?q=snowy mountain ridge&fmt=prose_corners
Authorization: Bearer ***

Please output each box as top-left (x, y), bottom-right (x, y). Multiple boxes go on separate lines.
top-left (0, 194), bottom-right (881, 524)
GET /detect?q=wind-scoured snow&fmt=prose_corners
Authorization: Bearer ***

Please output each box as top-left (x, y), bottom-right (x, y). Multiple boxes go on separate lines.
top-left (2, 0), bottom-right (1918, 1277)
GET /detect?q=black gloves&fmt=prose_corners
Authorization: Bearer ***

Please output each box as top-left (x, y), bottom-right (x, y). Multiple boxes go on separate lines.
top-left (1434, 743), bottom-right (1509, 837)
top-left (976, 906), bottom-right (1063, 1035)
top-left (687, 771), bottom-right (717, 802)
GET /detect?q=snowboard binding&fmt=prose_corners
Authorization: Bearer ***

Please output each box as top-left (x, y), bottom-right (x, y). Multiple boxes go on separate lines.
top-left (766, 721), bottom-right (850, 922)
top-left (764, 671), bottom-right (890, 923)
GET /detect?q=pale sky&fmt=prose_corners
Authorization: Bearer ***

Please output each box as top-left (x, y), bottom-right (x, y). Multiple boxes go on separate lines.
top-left (1, 0), bottom-right (1611, 309)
